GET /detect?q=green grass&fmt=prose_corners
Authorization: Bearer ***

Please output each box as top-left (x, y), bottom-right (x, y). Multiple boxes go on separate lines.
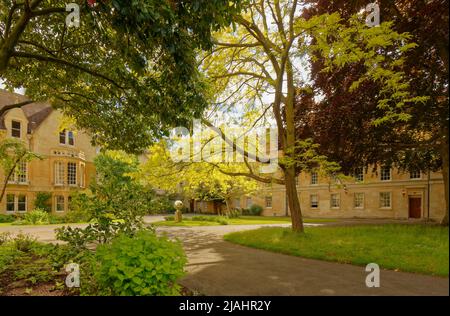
top-left (224, 225), bottom-right (449, 277)
top-left (153, 216), bottom-right (336, 227)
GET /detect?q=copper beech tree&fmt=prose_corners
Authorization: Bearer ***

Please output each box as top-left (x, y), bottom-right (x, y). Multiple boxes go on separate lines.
top-left (298, 0), bottom-right (449, 225)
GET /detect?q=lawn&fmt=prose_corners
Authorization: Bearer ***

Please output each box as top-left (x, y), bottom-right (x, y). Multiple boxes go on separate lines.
top-left (153, 216), bottom-right (336, 227)
top-left (224, 225), bottom-right (449, 277)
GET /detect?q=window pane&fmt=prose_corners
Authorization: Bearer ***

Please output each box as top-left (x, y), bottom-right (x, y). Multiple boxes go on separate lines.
top-left (265, 196), bottom-right (272, 208)
top-left (410, 171), bottom-right (421, 179)
top-left (331, 194), bottom-right (340, 208)
top-left (68, 131), bottom-right (75, 146)
top-left (355, 168), bottom-right (364, 182)
top-left (380, 192), bottom-right (391, 208)
top-left (56, 196), bottom-right (65, 212)
top-left (381, 167), bottom-right (391, 181)
top-left (354, 193), bottom-right (364, 208)
top-left (17, 161), bottom-right (27, 184)
top-left (12, 121), bottom-right (21, 138)
top-left (67, 163), bottom-right (77, 185)
top-left (55, 162), bottom-right (65, 185)
top-left (59, 130), bottom-right (66, 144)
top-left (6, 194), bottom-right (15, 212)
top-left (311, 172), bottom-right (318, 185)
top-left (18, 195), bottom-right (26, 212)
top-left (311, 195), bottom-right (319, 208)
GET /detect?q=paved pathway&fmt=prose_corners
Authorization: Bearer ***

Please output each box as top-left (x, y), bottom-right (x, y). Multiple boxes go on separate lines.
top-left (157, 225), bottom-right (449, 296)
top-left (1, 218), bottom-right (448, 296)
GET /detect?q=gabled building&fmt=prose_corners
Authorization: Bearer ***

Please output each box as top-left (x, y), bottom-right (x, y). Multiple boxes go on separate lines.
top-left (0, 90), bottom-right (97, 214)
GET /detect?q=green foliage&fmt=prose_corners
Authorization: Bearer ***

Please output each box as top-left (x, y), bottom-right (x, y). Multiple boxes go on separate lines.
top-left (0, 234), bottom-right (61, 294)
top-left (0, 139), bottom-right (41, 203)
top-left (165, 216), bottom-right (175, 221)
top-left (0, 214), bottom-right (15, 223)
top-left (191, 216), bottom-right (229, 225)
top-left (22, 209), bottom-right (50, 225)
top-left (149, 195), bottom-right (176, 214)
top-left (248, 204), bottom-right (263, 216)
top-left (298, 13), bottom-right (428, 125)
top-left (57, 152), bottom-right (155, 247)
top-left (65, 192), bottom-right (92, 223)
top-left (1, 0), bottom-right (245, 153)
top-left (225, 209), bottom-right (242, 218)
top-left (93, 231), bottom-right (186, 296)
top-left (12, 233), bottom-right (37, 253)
top-left (34, 192), bottom-right (52, 213)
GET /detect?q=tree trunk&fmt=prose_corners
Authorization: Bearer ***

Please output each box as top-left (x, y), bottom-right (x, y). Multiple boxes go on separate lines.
top-left (440, 129), bottom-right (449, 226)
top-left (285, 168), bottom-right (304, 233)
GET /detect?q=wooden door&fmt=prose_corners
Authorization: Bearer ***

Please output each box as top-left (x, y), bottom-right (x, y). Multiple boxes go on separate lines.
top-left (409, 198), bottom-right (422, 219)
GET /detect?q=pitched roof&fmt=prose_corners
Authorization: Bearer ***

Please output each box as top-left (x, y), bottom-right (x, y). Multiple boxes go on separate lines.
top-left (0, 89), bottom-right (53, 133)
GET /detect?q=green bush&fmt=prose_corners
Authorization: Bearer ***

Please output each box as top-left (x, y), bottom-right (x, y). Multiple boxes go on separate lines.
top-left (225, 209), bottom-right (241, 218)
top-left (0, 214), bottom-right (15, 223)
top-left (93, 231), bottom-right (186, 296)
top-left (191, 216), bottom-right (229, 225)
top-left (65, 192), bottom-right (91, 223)
top-left (23, 209), bottom-right (50, 225)
top-left (34, 192), bottom-right (52, 213)
top-left (164, 216), bottom-right (175, 221)
top-left (249, 204), bottom-right (263, 216)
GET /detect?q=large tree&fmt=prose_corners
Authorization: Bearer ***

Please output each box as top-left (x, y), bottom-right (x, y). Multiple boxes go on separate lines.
top-left (299, 0), bottom-right (449, 224)
top-left (140, 143), bottom-right (259, 215)
top-left (201, 0), bottom-right (419, 232)
top-left (0, 0), bottom-right (244, 152)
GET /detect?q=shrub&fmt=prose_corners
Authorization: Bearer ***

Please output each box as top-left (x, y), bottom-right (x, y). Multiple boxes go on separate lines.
top-left (0, 214), bottom-right (15, 223)
top-left (164, 216), bottom-right (175, 221)
top-left (0, 232), bottom-right (11, 245)
top-left (12, 233), bottom-right (37, 253)
top-left (249, 204), bottom-right (263, 216)
top-left (23, 209), bottom-right (50, 225)
top-left (65, 192), bottom-right (92, 223)
top-left (225, 209), bottom-right (241, 218)
top-left (93, 231), bottom-right (186, 296)
top-left (34, 192), bottom-right (52, 213)
top-left (150, 195), bottom-right (176, 214)
top-left (191, 216), bottom-right (229, 225)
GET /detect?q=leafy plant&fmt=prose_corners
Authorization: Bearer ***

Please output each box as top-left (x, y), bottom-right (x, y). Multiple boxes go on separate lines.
top-left (12, 234), bottom-right (37, 253)
top-left (23, 209), bottom-right (50, 225)
top-left (34, 192), bottom-right (52, 213)
top-left (249, 204), bottom-right (264, 216)
top-left (57, 152), bottom-right (154, 247)
top-left (225, 209), bottom-right (241, 219)
top-left (0, 214), bottom-right (15, 223)
top-left (191, 216), bottom-right (229, 225)
top-left (93, 231), bottom-right (187, 296)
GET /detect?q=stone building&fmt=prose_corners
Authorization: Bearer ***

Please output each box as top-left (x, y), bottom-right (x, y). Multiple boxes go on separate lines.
top-left (0, 90), bottom-right (97, 214)
top-left (242, 167), bottom-right (445, 221)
